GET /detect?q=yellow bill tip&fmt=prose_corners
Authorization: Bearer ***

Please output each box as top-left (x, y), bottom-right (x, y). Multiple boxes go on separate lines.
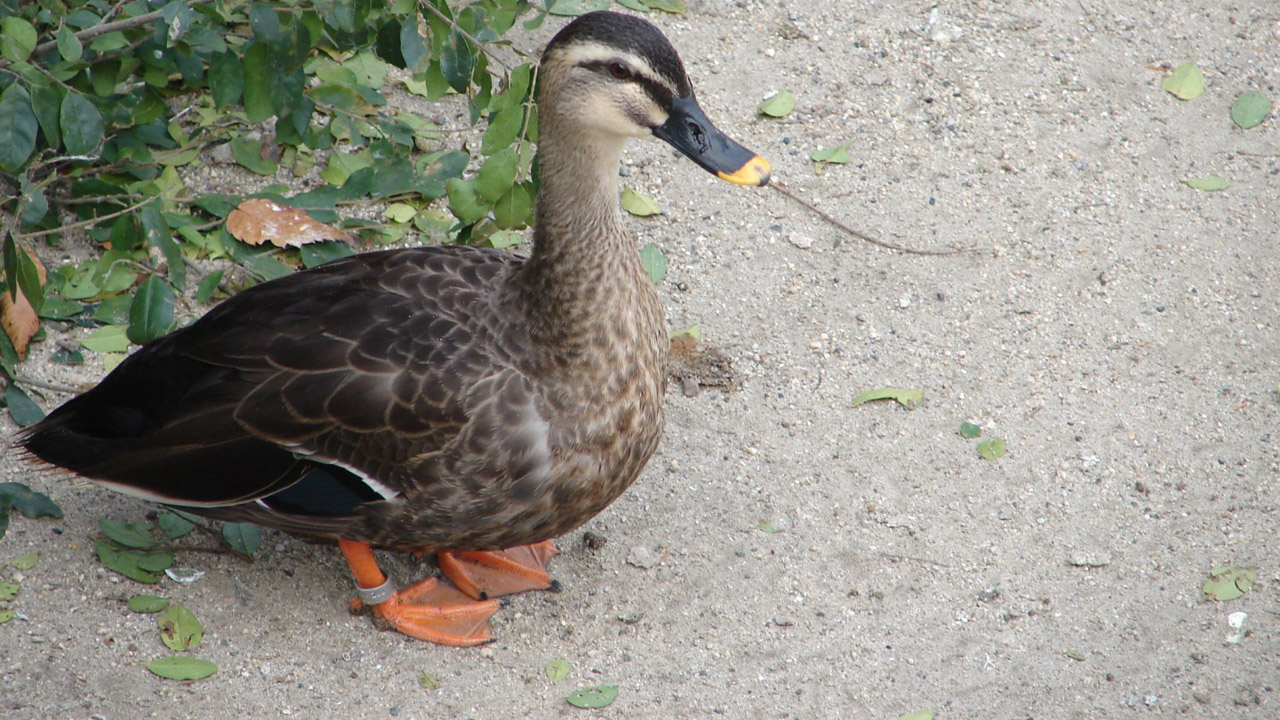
top-left (717, 156), bottom-right (771, 187)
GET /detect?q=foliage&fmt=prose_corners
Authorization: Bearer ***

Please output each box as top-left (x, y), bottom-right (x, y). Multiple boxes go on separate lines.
top-left (0, 0), bottom-right (610, 417)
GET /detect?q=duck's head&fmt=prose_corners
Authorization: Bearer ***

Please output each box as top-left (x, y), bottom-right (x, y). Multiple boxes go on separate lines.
top-left (540, 11), bottom-right (770, 187)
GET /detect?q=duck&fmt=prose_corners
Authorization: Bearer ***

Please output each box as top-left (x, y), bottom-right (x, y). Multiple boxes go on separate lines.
top-left (19, 10), bottom-right (770, 646)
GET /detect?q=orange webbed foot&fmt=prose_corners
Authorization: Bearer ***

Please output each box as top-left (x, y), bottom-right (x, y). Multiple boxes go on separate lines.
top-left (438, 540), bottom-right (561, 601)
top-left (339, 539), bottom-right (501, 646)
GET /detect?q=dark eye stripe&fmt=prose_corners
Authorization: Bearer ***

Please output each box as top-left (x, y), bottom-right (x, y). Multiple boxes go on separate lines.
top-left (579, 59), bottom-right (676, 112)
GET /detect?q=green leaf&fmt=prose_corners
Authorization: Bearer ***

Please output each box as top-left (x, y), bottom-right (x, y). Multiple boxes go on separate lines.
top-left (208, 52), bottom-right (244, 109)
top-left (417, 672), bottom-right (441, 690)
top-left (958, 421), bottom-right (981, 439)
top-left (0, 609), bottom-right (13, 625)
top-left (566, 684), bottom-right (618, 709)
top-left (128, 595), bottom-right (171, 613)
top-left (0, 581), bottom-right (18, 600)
top-left (445, 178), bottom-right (490, 224)
top-left (0, 17), bottom-right (37, 62)
top-left (100, 518), bottom-right (157, 548)
top-left (157, 510), bottom-right (198, 539)
top-left (0, 84), bottom-right (37, 172)
top-left (14, 243), bottom-right (43, 313)
top-left (242, 42), bottom-right (275, 122)
top-left (492, 184), bottom-right (533, 229)
top-left (5, 384), bottom-right (46, 427)
top-left (638, 244), bottom-right (667, 285)
top-left (547, 0), bottom-right (611, 16)
top-left (0, 483), bottom-right (63, 518)
top-left (1230, 91), bottom-right (1271, 129)
top-left (440, 30), bottom-right (474, 94)
top-left (668, 325), bottom-right (700, 341)
top-left (811, 145), bottom-right (850, 172)
top-left (80, 324), bottom-right (131, 354)
top-left (849, 387), bottom-right (923, 409)
top-left (641, 0), bottom-right (686, 13)
top-left (475, 148), bottom-right (518, 203)
top-left (28, 81), bottom-right (62, 152)
top-left (38, 297), bottom-right (84, 321)
top-left (127, 275), bottom-right (177, 345)
top-left (1182, 175), bottom-right (1228, 191)
top-left (758, 90), bottom-right (795, 118)
top-left (146, 656), bottom-right (217, 681)
top-left (758, 520), bottom-right (784, 534)
top-left (1161, 62), bottom-right (1204, 100)
top-left (895, 711), bottom-right (935, 720)
top-left (976, 437), bottom-right (1006, 461)
top-left (55, 23), bottom-right (83, 63)
top-left (195, 270), bottom-right (224, 305)
top-left (482, 104), bottom-right (524, 156)
top-left (158, 604), bottom-right (204, 651)
top-left (221, 522), bottom-right (262, 557)
top-left (11, 551), bottom-right (39, 570)
top-left (94, 540), bottom-right (162, 584)
top-left (61, 93), bottom-right (104, 156)
top-left (620, 187), bottom-right (661, 217)
top-left (230, 138), bottom-right (279, 176)
top-left (1202, 566), bottom-right (1257, 602)
top-left (546, 658), bottom-right (571, 683)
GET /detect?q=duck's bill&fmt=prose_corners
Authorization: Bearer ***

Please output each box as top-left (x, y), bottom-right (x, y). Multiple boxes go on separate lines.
top-left (654, 95), bottom-right (771, 187)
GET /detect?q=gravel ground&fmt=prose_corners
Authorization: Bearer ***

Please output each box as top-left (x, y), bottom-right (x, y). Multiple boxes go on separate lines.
top-left (2, 1), bottom-right (1277, 718)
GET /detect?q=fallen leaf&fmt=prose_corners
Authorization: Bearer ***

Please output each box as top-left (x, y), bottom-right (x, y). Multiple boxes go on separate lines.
top-left (1182, 175), bottom-right (1229, 191)
top-left (0, 246), bottom-right (45, 358)
top-left (0, 483), bottom-right (63, 518)
top-left (620, 187), bottom-right (661, 217)
top-left (638, 244), bottom-right (667, 285)
top-left (417, 672), bottom-right (441, 690)
top-left (221, 522), bottom-right (262, 556)
top-left (1161, 62), bottom-right (1204, 100)
top-left (896, 711), bottom-right (934, 720)
top-left (0, 581), bottom-right (18, 600)
top-left (958, 421), bottom-right (981, 439)
top-left (977, 437), bottom-right (1006, 460)
top-left (811, 144), bottom-right (850, 173)
top-left (850, 387), bottom-right (923, 409)
top-left (0, 609), bottom-right (12, 624)
top-left (100, 518), bottom-right (157, 548)
top-left (758, 521), bottom-right (784, 534)
top-left (1203, 566), bottom-right (1256, 602)
top-left (1230, 90), bottom-right (1271, 129)
top-left (128, 595), bottom-right (171, 613)
top-left (146, 656), bottom-right (217, 680)
top-left (158, 604), bottom-right (203, 651)
top-left (545, 658), bottom-right (571, 683)
top-left (758, 90), bottom-right (795, 118)
top-left (226, 198), bottom-right (353, 248)
top-left (566, 684), bottom-right (618, 709)
top-left (10, 551), bottom-right (38, 570)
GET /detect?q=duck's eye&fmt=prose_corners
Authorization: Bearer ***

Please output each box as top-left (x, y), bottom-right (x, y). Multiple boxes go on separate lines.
top-left (608, 63), bottom-right (633, 80)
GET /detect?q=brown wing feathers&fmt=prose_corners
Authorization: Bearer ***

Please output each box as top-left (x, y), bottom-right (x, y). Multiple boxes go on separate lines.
top-left (20, 246), bottom-right (521, 524)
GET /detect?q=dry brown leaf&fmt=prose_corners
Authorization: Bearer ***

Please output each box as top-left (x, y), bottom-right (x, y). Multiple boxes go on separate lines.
top-left (225, 198), bottom-right (353, 248)
top-left (1, 248), bottom-right (47, 359)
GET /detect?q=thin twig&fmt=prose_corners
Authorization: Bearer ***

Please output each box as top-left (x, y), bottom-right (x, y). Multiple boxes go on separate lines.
top-left (15, 195), bottom-right (158, 240)
top-left (769, 180), bottom-right (966, 256)
top-left (18, 1), bottom-right (213, 65)
top-left (14, 375), bottom-right (80, 394)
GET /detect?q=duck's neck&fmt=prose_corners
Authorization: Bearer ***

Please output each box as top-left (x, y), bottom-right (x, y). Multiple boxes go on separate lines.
top-left (515, 124), bottom-right (654, 339)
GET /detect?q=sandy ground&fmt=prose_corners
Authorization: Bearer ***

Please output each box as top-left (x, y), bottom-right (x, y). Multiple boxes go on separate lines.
top-left (2, 1), bottom-right (1277, 718)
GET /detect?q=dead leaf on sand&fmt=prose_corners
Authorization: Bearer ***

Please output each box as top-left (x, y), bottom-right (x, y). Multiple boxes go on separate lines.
top-left (1, 249), bottom-right (46, 358)
top-left (225, 199), bottom-right (353, 248)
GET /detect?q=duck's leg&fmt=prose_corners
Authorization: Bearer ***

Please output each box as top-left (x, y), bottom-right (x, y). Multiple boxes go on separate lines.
top-left (339, 539), bottom-right (500, 646)
top-left (437, 541), bottom-right (561, 601)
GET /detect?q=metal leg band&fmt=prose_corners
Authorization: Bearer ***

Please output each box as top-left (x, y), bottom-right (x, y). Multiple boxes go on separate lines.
top-left (356, 578), bottom-right (395, 606)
